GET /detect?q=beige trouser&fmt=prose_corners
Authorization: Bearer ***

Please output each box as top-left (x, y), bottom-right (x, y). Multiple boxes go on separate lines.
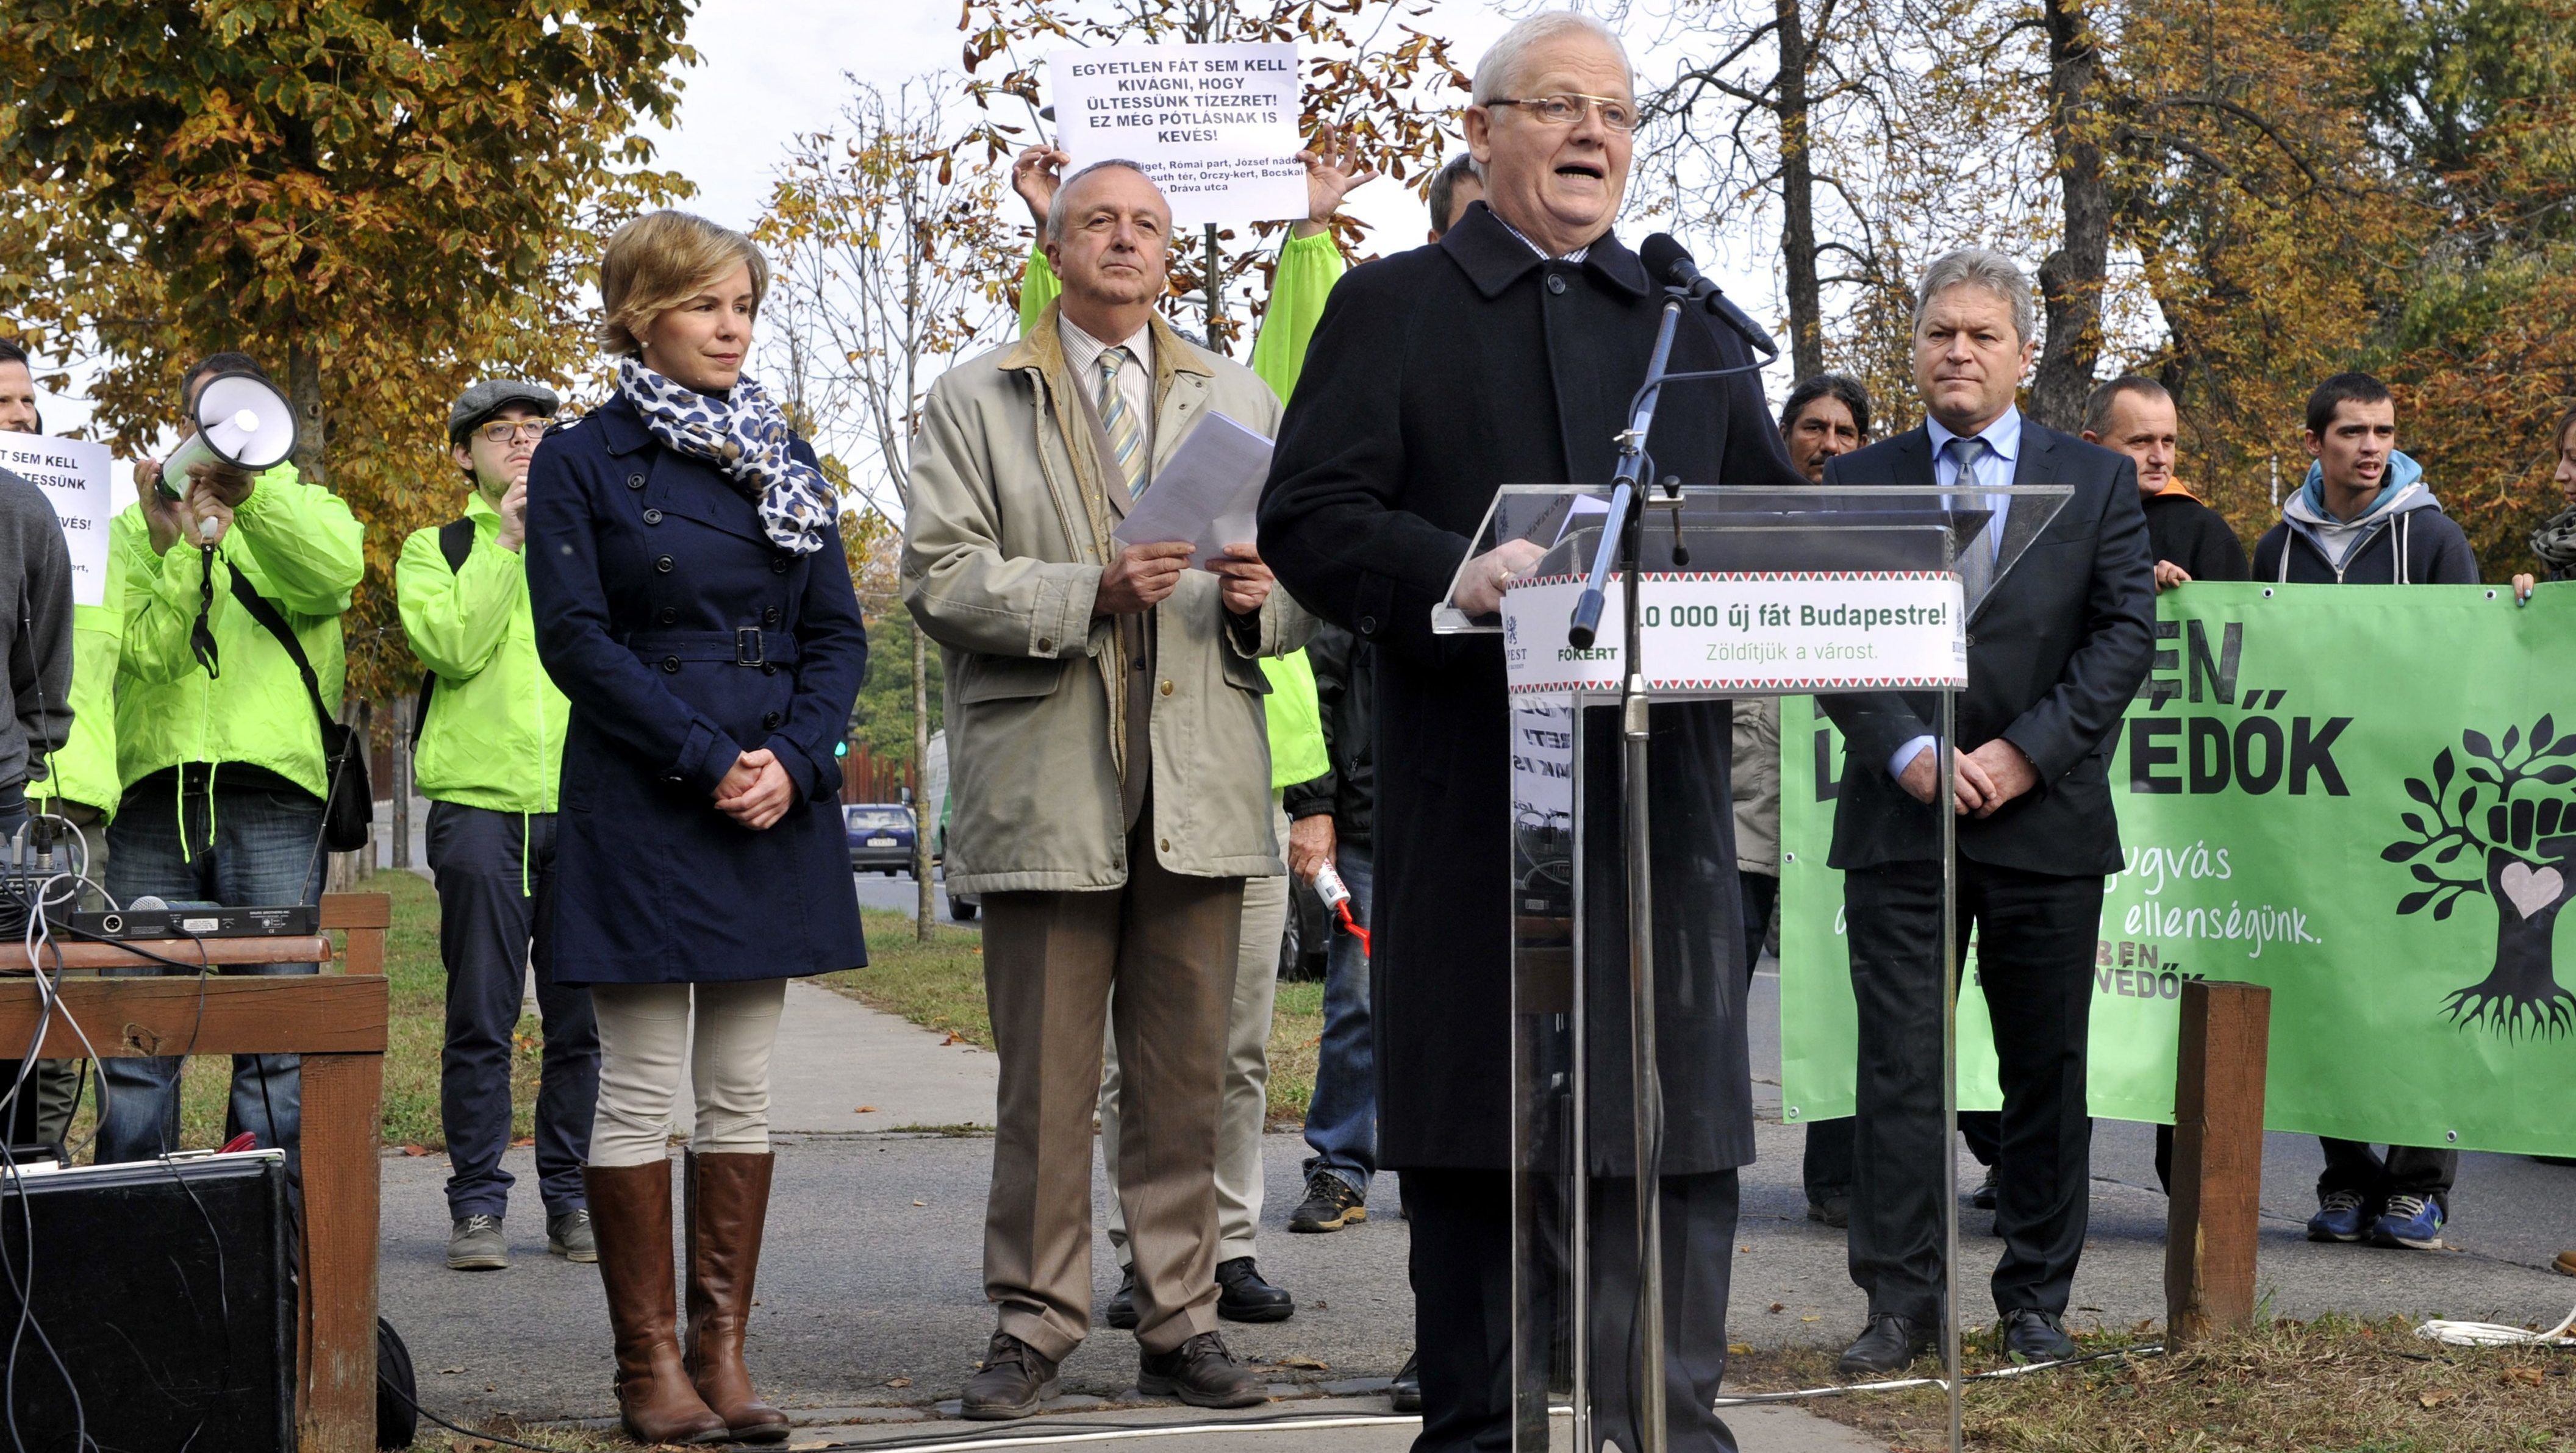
top-left (1102, 801), bottom-right (1290, 1266)
top-left (587, 979), bottom-right (789, 1166)
top-left (981, 828), bottom-right (1243, 1360)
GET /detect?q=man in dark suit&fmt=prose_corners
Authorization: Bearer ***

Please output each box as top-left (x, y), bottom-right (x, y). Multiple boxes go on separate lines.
top-left (1261, 13), bottom-right (1808, 1449)
top-left (1819, 248), bottom-right (2154, 1373)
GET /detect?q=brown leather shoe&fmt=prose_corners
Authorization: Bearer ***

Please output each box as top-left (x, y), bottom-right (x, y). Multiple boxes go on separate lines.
top-left (1138, 1330), bottom-right (1269, 1408)
top-left (684, 1150), bottom-right (791, 1443)
top-left (585, 1160), bottom-right (728, 1446)
top-left (962, 1332), bottom-right (1061, 1420)
top-left (2556, 1249), bottom-right (2576, 1278)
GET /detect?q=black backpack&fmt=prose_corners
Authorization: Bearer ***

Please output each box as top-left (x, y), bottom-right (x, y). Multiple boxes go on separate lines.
top-left (409, 517), bottom-right (478, 749)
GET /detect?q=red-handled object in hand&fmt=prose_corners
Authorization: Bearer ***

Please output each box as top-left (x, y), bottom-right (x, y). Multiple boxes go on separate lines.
top-left (1312, 862), bottom-right (1371, 957)
top-left (220, 1132), bottom-right (259, 1155)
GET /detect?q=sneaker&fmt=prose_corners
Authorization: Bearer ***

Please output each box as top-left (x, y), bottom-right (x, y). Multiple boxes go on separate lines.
top-left (1137, 1330), bottom-right (1268, 1408)
top-left (446, 1214), bottom-right (507, 1271)
top-left (2306, 1189), bottom-right (2369, 1243)
top-left (2370, 1194), bottom-right (2445, 1250)
top-left (546, 1209), bottom-right (598, 1263)
top-left (1288, 1172), bottom-right (1368, 1233)
top-left (962, 1332), bottom-right (1061, 1420)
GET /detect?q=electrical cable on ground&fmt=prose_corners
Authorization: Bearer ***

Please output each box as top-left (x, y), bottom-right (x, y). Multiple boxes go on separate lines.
top-left (2416, 1302), bottom-right (2576, 1348)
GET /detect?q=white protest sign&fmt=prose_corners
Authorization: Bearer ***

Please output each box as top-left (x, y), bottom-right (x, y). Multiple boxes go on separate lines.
top-left (1049, 41), bottom-right (1306, 230)
top-left (1502, 571), bottom-right (1966, 699)
top-left (0, 434), bottom-right (116, 608)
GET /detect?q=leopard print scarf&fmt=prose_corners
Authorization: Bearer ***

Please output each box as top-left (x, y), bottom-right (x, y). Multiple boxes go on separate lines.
top-left (616, 357), bottom-right (834, 555)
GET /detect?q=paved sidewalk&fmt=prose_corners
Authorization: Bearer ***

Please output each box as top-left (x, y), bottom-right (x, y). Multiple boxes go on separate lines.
top-left (380, 957), bottom-right (2576, 1448)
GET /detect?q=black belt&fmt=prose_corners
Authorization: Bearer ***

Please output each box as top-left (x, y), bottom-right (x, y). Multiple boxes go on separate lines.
top-left (624, 629), bottom-right (800, 668)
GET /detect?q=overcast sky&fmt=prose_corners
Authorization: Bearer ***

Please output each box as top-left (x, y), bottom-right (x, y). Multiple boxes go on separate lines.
top-left (43, 2), bottom-right (1783, 457)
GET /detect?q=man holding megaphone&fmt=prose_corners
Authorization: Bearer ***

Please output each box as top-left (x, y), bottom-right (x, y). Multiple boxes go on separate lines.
top-left (96, 351), bottom-right (365, 1176)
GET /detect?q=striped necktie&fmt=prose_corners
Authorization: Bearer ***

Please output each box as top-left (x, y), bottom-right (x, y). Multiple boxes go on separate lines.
top-left (1096, 345), bottom-right (1147, 497)
top-left (1945, 435), bottom-right (1997, 605)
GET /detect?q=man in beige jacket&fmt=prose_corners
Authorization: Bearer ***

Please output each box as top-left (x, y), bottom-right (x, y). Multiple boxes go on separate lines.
top-left (903, 160), bottom-right (1310, 1419)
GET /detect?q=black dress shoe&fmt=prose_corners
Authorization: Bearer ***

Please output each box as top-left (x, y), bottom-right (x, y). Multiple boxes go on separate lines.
top-left (1970, 1166), bottom-right (1998, 1210)
top-left (1215, 1256), bottom-right (1294, 1323)
top-left (1833, 1313), bottom-right (1933, 1378)
top-left (1138, 1330), bottom-right (1269, 1408)
top-left (1805, 1193), bottom-right (1850, 1229)
top-left (962, 1332), bottom-right (1061, 1420)
top-left (1999, 1308), bottom-right (2077, 1364)
top-left (1388, 1349), bottom-right (1422, 1414)
top-left (1105, 1265), bottom-right (1139, 1330)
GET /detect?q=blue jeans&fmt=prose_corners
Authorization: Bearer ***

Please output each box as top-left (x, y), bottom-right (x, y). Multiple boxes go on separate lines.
top-left (96, 778), bottom-right (324, 1168)
top-left (1301, 842), bottom-right (1376, 1194)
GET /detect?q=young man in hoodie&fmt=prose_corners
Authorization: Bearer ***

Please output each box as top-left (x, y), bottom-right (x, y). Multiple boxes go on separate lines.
top-left (398, 380), bottom-right (595, 1271)
top-left (2255, 371), bottom-right (2475, 1251)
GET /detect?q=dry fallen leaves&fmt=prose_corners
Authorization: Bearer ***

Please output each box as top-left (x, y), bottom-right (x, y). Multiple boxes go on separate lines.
top-left (1280, 1356), bottom-right (1330, 1371)
top-left (2418, 1388), bottom-right (2453, 1408)
top-left (2500, 1366), bottom-right (2545, 1388)
top-left (854, 1105), bottom-right (877, 1113)
top-left (1768, 1302), bottom-right (1786, 1313)
top-left (886, 1376), bottom-right (912, 1389)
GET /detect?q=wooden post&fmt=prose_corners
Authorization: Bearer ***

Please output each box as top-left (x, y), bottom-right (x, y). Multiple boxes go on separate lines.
top-left (2164, 979), bottom-right (2271, 1346)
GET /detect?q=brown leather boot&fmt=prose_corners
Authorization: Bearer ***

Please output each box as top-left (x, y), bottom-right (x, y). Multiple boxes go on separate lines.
top-left (684, 1150), bottom-right (790, 1442)
top-left (586, 1161), bottom-right (728, 1446)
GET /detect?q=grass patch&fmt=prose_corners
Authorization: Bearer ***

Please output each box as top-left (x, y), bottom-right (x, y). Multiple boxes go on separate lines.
top-left (820, 909), bottom-right (1326, 1124)
top-left (1729, 1316), bottom-right (2575, 1452)
top-left (68, 869), bottom-right (541, 1155)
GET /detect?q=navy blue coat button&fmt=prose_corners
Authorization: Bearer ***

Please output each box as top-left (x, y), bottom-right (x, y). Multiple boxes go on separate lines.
top-left (762, 607), bottom-right (781, 627)
top-left (626, 473), bottom-right (646, 489)
top-left (656, 555), bottom-right (674, 573)
top-left (661, 655), bottom-right (681, 673)
top-left (762, 711), bottom-right (783, 729)
top-left (770, 556), bottom-right (790, 574)
top-left (1359, 614), bottom-right (1378, 634)
top-left (659, 607), bottom-right (678, 624)
top-left (1547, 273), bottom-right (1567, 295)
top-left (643, 508), bottom-right (664, 524)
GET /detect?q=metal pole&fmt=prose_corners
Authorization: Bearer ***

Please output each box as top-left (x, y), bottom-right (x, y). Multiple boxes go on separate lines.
top-left (1620, 507), bottom-right (1667, 1453)
top-left (1938, 687), bottom-right (1962, 1453)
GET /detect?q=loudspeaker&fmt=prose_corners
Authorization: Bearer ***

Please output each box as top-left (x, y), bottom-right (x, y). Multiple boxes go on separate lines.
top-left (160, 366), bottom-right (298, 540)
top-left (0, 1151), bottom-right (295, 1451)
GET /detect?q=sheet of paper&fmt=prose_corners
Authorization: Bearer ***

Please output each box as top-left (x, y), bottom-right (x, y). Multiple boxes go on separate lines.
top-left (1112, 412), bottom-right (1274, 569)
top-left (1048, 41), bottom-right (1308, 230)
top-left (0, 434), bottom-right (115, 607)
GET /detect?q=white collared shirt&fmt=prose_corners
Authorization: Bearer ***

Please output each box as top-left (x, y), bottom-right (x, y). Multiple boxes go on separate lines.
top-left (1058, 314), bottom-right (1155, 473)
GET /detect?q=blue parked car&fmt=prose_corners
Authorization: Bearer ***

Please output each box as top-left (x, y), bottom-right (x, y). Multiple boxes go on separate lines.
top-left (845, 803), bottom-right (918, 875)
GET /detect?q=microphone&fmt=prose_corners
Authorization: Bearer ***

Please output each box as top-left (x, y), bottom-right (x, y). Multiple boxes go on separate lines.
top-left (1640, 233), bottom-right (1781, 361)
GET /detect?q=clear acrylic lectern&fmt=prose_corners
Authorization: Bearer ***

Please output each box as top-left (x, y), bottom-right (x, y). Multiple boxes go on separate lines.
top-left (1435, 482), bottom-right (2072, 1453)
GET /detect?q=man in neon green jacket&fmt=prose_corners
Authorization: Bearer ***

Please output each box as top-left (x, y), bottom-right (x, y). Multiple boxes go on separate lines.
top-left (96, 352), bottom-right (365, 1173)
top-left (399, 380), bottom-right (596, 1271)
top-left (1009, 130), bottom-right (1370, 1327)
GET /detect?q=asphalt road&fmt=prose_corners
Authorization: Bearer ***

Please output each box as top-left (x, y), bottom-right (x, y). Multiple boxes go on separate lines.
top-left (851, 867), bottom-right (981, 926)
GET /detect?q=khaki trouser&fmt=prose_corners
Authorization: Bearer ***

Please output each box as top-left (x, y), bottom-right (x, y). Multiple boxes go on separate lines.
top-left (587, 979), bottom-right (787, 1167)
top-left (1103, 799), bottom-right (1289, 1265)
top-left (981, 821), bottom-right (1244, 1360)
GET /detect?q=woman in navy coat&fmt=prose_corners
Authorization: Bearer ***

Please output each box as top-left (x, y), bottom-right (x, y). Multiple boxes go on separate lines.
top-left (528, 210), bottom-right (868, 1447)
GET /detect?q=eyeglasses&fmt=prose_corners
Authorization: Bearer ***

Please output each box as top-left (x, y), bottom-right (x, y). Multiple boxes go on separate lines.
top-left (476, 419), bottom-right (554, 444)
top-left (1487, 93), bottom-right (1638, 134)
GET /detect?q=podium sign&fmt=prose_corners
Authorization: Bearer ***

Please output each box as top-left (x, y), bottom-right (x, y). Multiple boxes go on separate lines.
top-left (1503, 571), bottom-right (1966, 698)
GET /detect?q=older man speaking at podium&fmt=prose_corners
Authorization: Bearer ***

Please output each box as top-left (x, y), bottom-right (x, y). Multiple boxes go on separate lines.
top-left (1261, 12), bottom-right (1808, 1449)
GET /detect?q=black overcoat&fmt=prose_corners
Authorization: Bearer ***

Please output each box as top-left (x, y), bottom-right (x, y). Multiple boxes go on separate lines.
top-left (527, 391), bottom-right (871, 986)
top-left (1258, 203), bottom-right (1809, 1171)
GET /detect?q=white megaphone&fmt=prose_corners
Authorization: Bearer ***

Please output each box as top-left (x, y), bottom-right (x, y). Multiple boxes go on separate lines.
top-left (160, 366), bottom-right (299, 542)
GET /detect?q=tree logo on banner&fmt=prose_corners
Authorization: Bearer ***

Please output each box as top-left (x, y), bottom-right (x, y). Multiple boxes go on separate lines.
top-left (2382, 718), bottom-right (2576, 1036)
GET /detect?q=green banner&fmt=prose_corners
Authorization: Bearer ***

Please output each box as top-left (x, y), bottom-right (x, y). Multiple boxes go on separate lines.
top-left (1780, 581), bottom-right (2576, 1158)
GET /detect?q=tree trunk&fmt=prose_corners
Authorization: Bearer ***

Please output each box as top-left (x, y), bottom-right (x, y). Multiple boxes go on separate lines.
top-left (913, 624), bottom-right (934, 941)
top-left (1203, 221), bottom-right (1226, 354)
top-left (286, 340), bottom-right (326, 485)
top-left (1775, 0), bottom-right (1826, 380)
top-left (391, 695), bottom-right (412, 871)
top-left (2033, 0), bottom-right (2109, 432)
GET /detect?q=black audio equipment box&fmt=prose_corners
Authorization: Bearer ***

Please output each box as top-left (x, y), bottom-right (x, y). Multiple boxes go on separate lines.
top-left (0, 1151), bottom-right (295, 1450)
top-left (69, 902), bottom-right (321, 940)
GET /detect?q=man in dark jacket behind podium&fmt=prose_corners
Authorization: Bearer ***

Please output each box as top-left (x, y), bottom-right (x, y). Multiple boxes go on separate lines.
top-left (1818, 248), bottom-right (2154, 1375)
top-left (1260, 14), bottom-right (1809, 1449)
